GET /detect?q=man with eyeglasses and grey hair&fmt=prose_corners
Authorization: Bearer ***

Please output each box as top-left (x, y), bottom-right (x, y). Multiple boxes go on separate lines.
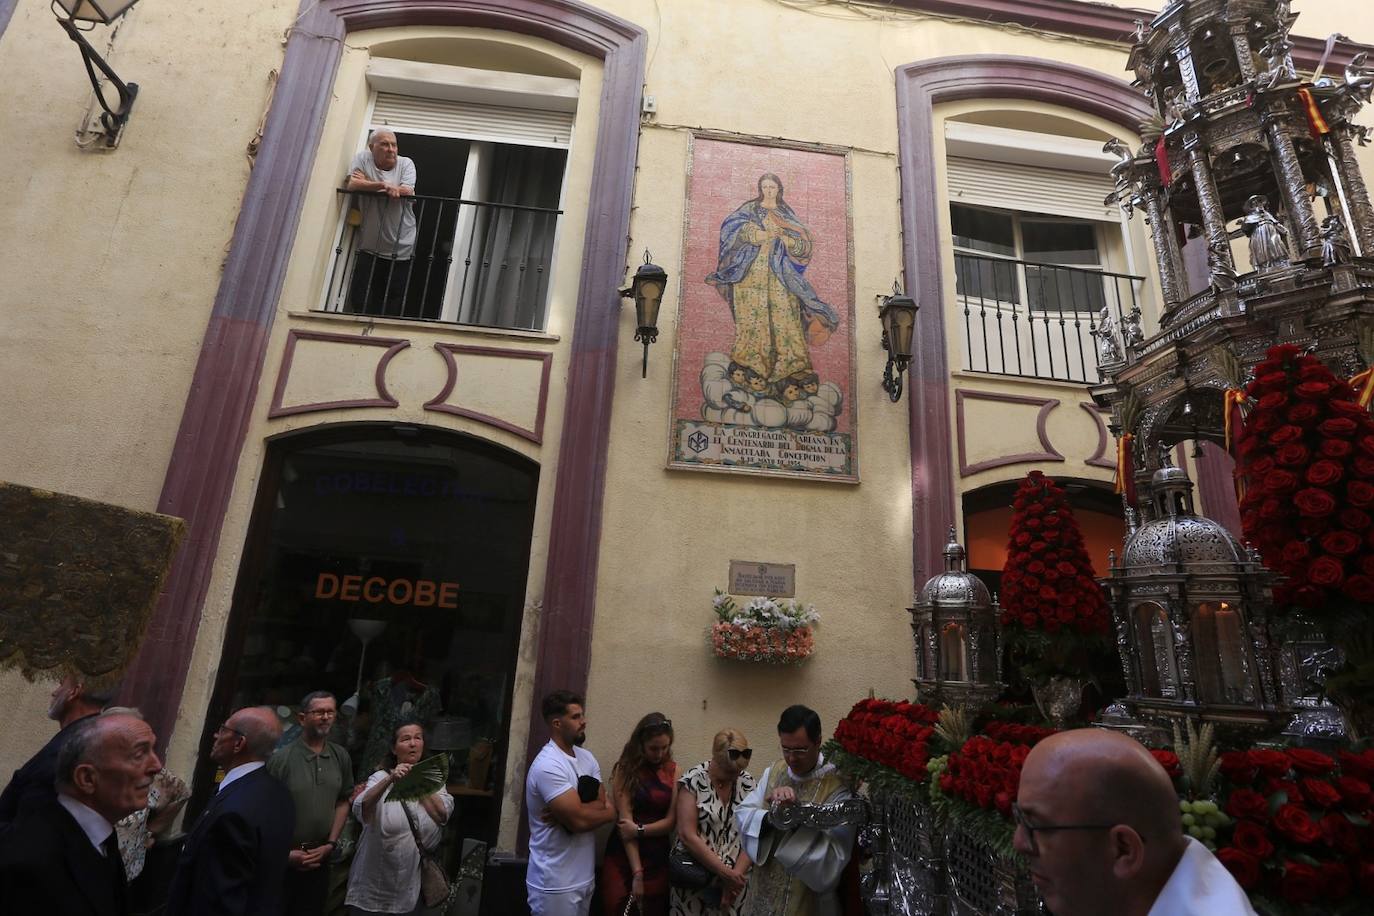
top-left (164, 707), bottom-right (294, 916)
top-left (1014, 728), bottom-right (1255, 916)
top-left (736, 704), bottom-right (856, 916)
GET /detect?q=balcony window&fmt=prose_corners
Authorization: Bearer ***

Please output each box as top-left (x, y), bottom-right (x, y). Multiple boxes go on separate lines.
top-left (950, 200), bottom-right (1142, 384)
top-left (319, 61), bottom-right (577, 331)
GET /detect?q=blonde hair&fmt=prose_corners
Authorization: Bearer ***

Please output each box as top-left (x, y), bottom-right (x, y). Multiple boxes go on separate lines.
top-left (711, 728), bottom-right (748, 762)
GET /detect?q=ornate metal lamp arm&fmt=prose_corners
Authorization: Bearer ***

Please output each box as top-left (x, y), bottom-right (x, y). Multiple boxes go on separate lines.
top-left (56, 16), bottom-right (138, 147)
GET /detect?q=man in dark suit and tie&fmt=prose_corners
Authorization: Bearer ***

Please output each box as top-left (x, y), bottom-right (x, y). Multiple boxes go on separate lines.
top-left (0, 711), bottom-right (163, 916)
top-left (165, 706), bottom-right (295, 916)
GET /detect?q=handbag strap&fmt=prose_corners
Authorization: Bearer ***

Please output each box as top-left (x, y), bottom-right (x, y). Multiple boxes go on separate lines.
top-left (397, 796), bottom-right (433, 860)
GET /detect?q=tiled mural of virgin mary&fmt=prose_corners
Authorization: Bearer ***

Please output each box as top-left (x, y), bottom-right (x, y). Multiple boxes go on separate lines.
top-left (669, 136), bottom-right (856, 481)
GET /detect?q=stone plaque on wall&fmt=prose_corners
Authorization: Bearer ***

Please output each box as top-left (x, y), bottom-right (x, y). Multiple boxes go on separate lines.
top-left (668, 134), bottom-right (857, 482)
top-left (728, 560), bottom-right (796, 597)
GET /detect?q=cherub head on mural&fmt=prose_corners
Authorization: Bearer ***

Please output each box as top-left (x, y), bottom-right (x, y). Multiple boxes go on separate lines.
top-left (705, 172), bottom-right (840, 393)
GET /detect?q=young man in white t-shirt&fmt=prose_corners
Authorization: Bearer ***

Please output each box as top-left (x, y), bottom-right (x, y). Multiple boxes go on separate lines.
top-left (525, 690), bottom-right (617, 916)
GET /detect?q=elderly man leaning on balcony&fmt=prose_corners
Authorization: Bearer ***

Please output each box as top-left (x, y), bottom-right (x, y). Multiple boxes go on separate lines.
top-left (344, 128), bottom-right (417, 316)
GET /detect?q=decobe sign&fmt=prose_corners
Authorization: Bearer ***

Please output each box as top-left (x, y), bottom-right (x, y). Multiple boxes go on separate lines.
top-left (315, 573), bottom-right (459, 609)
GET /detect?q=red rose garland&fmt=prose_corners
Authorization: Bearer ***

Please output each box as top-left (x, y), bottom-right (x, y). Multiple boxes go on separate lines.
top-left (832, 698), bottom-right (939, 781)
top-left (1236, 344), bottom-right (1374, 610)
top-left (999, 471), bottom-right (1111, 637)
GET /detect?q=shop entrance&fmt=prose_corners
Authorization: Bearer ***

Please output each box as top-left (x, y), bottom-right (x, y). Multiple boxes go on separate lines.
top-left (189, 423), bottom-right (538, 898)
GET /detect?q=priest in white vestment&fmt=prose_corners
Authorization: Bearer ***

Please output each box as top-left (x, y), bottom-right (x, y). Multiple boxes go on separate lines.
top-left (735, 705), bottom-right (857, 916)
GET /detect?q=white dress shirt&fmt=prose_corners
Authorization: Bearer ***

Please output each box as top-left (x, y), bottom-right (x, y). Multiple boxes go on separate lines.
top-left (57, 794), bottom-right (115, 855)
top-left (219, 761), bottom-right (265, 792)
top-left (1149, 837), bottom-right (1258, 916)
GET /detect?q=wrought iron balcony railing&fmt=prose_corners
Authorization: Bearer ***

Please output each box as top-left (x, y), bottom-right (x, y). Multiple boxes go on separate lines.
top-left (321, 190), bottom-right (562, 330)
top-left (954, 252), bottom-right (1146, 385)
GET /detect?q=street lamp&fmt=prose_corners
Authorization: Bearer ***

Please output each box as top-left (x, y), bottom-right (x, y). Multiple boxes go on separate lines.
top-left (879, 286), bottom-right (919, 402)
top-left (620, 250), bottom-right (669, 378)
top-left (53, 0), bottom-right (143, 148)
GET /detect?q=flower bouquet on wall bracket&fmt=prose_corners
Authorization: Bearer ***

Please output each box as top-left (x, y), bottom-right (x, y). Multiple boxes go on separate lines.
top-left (710, 590), bottom-right (818, 664)
top-left (998, 471), bottom-right (1114, 726)
top-left (1235, 344), bottom-right (1374, 738)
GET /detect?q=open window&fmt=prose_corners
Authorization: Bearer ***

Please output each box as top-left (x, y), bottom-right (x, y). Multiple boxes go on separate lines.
top-left (321, 60), bottom-right (575, 330)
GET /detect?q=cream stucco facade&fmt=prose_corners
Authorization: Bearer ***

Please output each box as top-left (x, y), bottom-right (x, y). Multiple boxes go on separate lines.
top-left (2, 0), bottom-right (1371, 862)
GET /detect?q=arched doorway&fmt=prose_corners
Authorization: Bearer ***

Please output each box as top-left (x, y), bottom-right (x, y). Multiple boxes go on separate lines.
top-left (189, 423), bottom-right (538, 860)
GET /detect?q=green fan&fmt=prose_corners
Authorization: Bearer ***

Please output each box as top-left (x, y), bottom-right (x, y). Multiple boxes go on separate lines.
top-left (387, 753), bottom-right (450, 802)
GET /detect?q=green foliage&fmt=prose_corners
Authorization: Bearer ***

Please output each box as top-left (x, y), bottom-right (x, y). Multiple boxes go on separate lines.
top-left (824, 743), bottom-right (929, 801)
top-left (926, 757), bottom-right (1020, 861)
top-left (387, 753), bottom-right (449, 802)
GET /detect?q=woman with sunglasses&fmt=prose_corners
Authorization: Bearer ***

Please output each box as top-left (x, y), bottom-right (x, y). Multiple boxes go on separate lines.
top-left (600, 713), bottom-right (678, 915)
top-left (670, 729), bottom-right (755, 915)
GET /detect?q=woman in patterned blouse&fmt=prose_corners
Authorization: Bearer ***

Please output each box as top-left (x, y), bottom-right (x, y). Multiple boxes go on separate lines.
top-left (670, 729), bottom-right (756, 915)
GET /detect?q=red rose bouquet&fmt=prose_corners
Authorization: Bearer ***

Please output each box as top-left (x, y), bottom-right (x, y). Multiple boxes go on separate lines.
top-left (1235, 345), bottom-right (1374, 738)
top-left (832, 697), bottom-right (939, 778)
top-left (1209, 746), bottom-right (1374, 912)
top-left (999, 471), bottom-right (1113, 683)
top-left (1236, 345), bottom-right (1374, 613)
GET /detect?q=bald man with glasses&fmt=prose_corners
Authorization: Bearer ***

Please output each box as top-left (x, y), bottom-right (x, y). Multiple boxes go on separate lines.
top-left (165, 707), bottom-right (295, 916)
top-left (1014, 729), bottom-right (1256, 916)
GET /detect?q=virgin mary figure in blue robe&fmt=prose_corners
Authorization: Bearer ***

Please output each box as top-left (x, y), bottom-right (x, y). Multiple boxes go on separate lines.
top-left (705, 173), bottom-right (839, 386)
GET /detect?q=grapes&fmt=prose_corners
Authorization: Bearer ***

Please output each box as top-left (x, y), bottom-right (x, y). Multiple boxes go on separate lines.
top-left (1187, 825), bottom-right (1206, 839)
top-left (1181, 813), bottom-right (1196, 827)
top-left (1179, 800), bottom-right (1194, 813)
top-left (1201, 826), bottom-right (1216, 840)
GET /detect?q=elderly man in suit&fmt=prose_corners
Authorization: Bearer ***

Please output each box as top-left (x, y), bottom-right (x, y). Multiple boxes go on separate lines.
top-left (165, 706), bottom-right (294, 916)
top-left (0, 712), bottom-right (162, 916)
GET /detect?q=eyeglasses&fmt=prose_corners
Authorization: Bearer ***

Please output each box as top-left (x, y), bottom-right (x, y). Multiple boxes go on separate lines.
top-left (727, 747), bottom-right (753, 762)
top-left (215, 724), bottom-right (246, 742)
top-left (780, 745), bottom-right (814, 757)
top-left (1011, 803), bottom-right (1116, 856)
top-left (305, 709), bottom-right (337, 718)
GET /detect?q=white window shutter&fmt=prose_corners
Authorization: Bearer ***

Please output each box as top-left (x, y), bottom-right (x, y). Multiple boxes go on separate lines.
top-left (372, 92), bottom-right (574, 147)
top-left (946, 157), bottom-right (1118, 223)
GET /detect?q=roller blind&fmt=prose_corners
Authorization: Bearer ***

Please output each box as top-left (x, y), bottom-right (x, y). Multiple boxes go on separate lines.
top-left (946, 156), bottom-right (1118, 223)
top-left (371, 92), bottom-right (574, 147)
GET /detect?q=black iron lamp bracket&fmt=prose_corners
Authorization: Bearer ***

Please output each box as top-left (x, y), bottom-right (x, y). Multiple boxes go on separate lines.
top-left (57, 15), bottom-right (138, 147)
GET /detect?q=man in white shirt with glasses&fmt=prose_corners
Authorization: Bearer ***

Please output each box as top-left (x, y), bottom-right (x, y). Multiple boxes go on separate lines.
top-left (1014, 728), bottom-right (1256, 916)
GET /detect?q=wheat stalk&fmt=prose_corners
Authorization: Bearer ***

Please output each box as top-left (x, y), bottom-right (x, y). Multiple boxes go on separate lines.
top-left (934, 705), bottom-right (972, 749)
top-left (1171, 719), bottom-right (1220, 798)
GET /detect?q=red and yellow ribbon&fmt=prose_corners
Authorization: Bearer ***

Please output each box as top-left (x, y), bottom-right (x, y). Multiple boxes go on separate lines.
top-left (1222, 388), bottom-right (1249, 502)
top-left (1115, 433), bottom-right (1137, 508)
top-left (1351, 368), bottom-right (1374, 410)
top-left (1223, 389), bottom-right (1248, 455)
top-left (1297, 88), bottom-right (1330, 139)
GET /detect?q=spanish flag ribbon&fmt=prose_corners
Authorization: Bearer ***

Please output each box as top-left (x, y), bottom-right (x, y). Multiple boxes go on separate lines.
top-left (1223, 388), bottom-right (1249, 502)
top-left (1222, 389), bottom-right (1249, 455)
top-left (1298, 88), bottom-right (1330, 139)
top-left (1352, 368), bottom-right (1374, 410)
top-left (1115, 433), bottom-right (1138, 508)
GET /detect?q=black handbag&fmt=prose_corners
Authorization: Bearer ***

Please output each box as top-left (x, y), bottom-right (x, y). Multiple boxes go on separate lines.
top-left (667, 842), bottom-right (712, 890)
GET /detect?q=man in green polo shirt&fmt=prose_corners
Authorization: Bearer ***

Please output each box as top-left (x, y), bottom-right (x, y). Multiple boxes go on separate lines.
top-left (267, 690), bottom-right (354, 916)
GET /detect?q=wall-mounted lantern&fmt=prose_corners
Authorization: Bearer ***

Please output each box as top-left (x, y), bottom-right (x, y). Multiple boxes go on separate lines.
top-left (53, 0), bottom-right (143, 148)
top-left (879, 286), bottom-right (918, 402)
top-left (620, 250), bottom-right (669, 378)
